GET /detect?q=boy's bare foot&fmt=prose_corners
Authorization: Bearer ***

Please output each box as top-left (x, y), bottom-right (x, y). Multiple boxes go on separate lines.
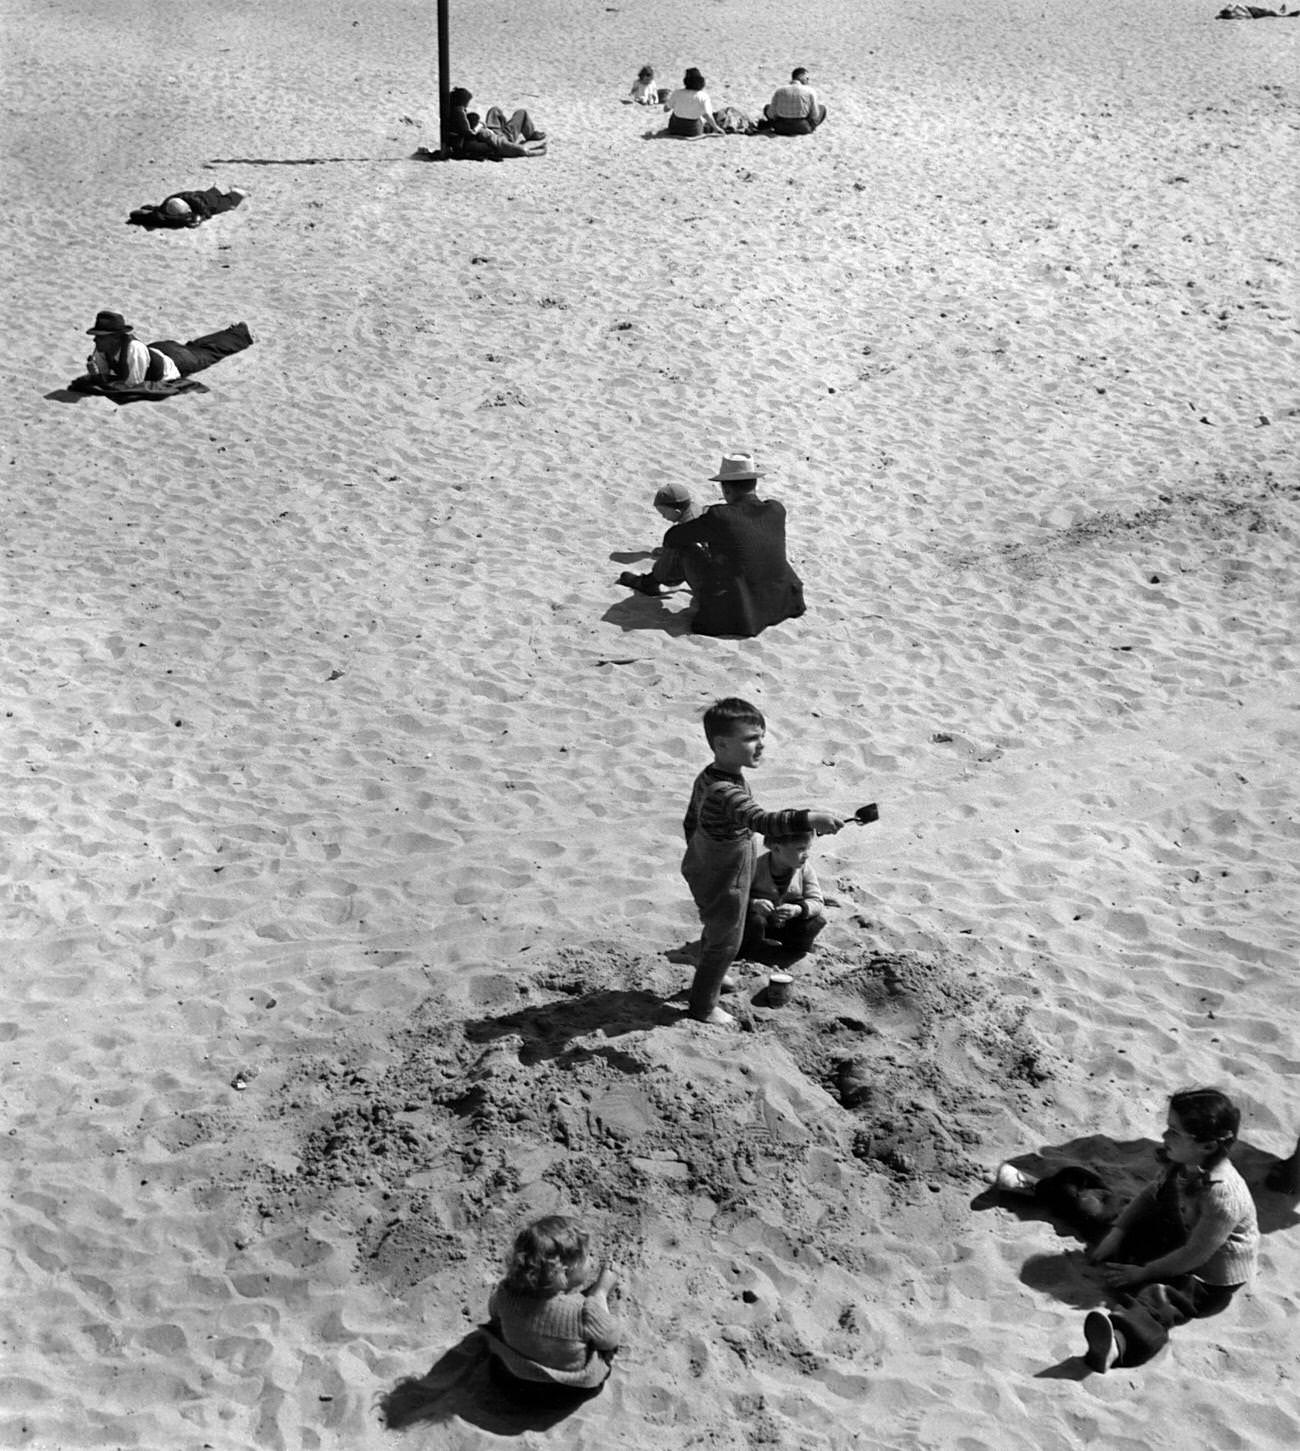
top-left (689, 1006), bottom-right (735, 1026)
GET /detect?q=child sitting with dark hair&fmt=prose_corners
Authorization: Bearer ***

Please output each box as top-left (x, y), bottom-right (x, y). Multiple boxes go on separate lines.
top-left (742, 828), bottom-right (827, 962)
top-left (482, 1216), bottom-right (622, 1406)
top-left (629, 65), bottom-right (658, 104)
top-left (995, 1087), bottom-right (1260, 1373)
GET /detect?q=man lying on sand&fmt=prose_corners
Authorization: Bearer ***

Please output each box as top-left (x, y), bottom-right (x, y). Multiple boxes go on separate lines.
top-left (127, 186), bottom-right (246, 229)
top-left (69, 310), bottom-right (253, 394)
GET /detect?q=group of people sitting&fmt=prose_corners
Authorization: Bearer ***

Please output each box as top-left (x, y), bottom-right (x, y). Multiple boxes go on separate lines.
top-left (617, 453), bottom-right (806, 639)
top-left (641, 65), bottom-right (826, 138)
top-left (438, 64), bottom-right (825, 161)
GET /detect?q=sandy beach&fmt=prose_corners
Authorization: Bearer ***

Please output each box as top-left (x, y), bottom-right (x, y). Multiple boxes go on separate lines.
top-left (1, 0), bottom-right (1297, 1446)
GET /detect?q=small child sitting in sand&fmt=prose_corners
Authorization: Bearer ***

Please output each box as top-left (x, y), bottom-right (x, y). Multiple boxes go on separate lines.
top-left (482, 1216), bottom-right (622, 1407)
top-left (629, 65), bottom-right (658, 104)
top-left (680, 698), bottom-right (844, 1025)
top-left (995, 1087), bottom-right (1260, 1373)
top-left (742, 828), bottom-right (827, 963)
top-left (618, 481), bottom-right (703, 597)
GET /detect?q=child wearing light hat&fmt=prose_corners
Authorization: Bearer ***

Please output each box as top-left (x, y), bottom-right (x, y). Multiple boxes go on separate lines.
top-left (618, 481), bottom-right (703, 597)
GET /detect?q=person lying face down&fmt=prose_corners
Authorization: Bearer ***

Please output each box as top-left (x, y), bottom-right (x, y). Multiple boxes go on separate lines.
top-left (128, 187), bottom-right (247, 229)
top-left (71, 310), bottom-right (254, 393)
top-left (447, 86), bottom-right (547, 159)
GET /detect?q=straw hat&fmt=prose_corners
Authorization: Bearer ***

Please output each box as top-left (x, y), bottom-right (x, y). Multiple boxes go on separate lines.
top-left (87, 310), bottom-right (134, 335)
top-left (709, 453), bottom-right (764, 482)
top-left (163, 196), bottom-right (194, 219)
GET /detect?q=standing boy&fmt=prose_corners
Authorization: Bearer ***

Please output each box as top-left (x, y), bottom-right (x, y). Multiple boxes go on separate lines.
top-left (681, 698), bottom-right (844, 1024)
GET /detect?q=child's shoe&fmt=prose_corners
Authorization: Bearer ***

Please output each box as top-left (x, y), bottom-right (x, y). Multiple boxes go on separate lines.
top-left (618, 570), bottom-right (668, 597)
top-left (1083, 1310), bottom-right (1121, 1373)
top-left (993, 1161), bottom-right (1039, 1195)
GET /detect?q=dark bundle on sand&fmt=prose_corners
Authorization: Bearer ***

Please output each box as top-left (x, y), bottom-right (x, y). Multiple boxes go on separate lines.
top-left (128, 187), bottom-right (246, 230)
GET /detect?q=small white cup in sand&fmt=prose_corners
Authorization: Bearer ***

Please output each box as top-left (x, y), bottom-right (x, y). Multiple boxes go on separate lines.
top-left (766, 972), bottom-right (794, 1007)
top-left (992, 1161), bottom-right (1039, 1196)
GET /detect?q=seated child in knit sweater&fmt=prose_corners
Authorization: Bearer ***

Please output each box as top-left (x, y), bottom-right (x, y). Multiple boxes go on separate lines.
top-left (482, 1215), bottom-right (622, 1406)
top-left (994, 1087), bottom-right (1260, 1373)
top-left (741, 829), bottom-right (826, 962)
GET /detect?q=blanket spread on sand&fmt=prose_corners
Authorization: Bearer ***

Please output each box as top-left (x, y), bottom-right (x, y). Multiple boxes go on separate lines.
top-left (75, 378), bottom-right (211, 405)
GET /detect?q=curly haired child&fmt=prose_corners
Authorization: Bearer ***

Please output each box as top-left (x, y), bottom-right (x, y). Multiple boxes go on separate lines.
top-left (482, 1216), bottom-right (622, 1405)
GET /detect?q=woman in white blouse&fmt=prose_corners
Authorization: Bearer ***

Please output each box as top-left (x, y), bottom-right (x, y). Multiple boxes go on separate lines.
top-left (664, 68), bottom-right (721, 137)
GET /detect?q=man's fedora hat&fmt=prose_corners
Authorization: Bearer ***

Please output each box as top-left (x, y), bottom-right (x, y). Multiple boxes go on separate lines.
top-left (709, 453), bottom-right (764, 482)
top-left (87, 310), bottom-right (134, 335)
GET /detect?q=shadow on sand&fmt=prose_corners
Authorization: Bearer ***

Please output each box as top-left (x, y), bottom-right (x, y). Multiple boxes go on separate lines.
top-left (380, 1331), bottom-right (600, 1435)
top-left (463, 988), bottom-right (677, 1066)
top-left (601, 595), bottom-right (695, 636)
top-left (206, 155), bottom-right (388, 166)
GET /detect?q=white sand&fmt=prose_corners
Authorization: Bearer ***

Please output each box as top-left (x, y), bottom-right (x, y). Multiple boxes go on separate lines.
top-left (1, 0), bottom-right (1298, 1446)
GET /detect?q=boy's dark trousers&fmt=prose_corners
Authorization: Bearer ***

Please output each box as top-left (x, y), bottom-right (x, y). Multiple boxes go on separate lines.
top-left (1108, 1276), bottom-right (1239, 1366)
top-left (1042, 1164), bottom-right (1246, 1368)
top-left (682, 833), bottom-right (755, 1017)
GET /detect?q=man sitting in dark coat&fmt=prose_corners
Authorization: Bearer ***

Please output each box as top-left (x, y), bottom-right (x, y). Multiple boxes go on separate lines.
top-left (659, 453), bottom-right (806, 638)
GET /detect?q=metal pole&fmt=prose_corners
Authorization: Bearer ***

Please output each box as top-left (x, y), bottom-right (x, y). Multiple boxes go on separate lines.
top-left (437, 0), bottom-right (451, 158)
